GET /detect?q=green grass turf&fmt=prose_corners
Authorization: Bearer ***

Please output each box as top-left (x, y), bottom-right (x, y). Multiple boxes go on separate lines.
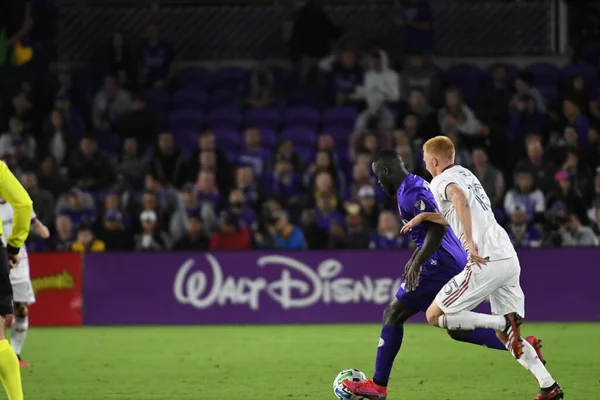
top-left (15, 323), bottom-right (600, 399)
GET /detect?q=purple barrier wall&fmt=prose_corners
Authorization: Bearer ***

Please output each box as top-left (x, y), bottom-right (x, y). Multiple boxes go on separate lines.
top-left (83, 250), bottom-right (600, 325)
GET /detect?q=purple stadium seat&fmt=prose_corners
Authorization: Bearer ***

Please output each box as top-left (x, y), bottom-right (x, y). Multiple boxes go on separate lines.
top-left (173, 130), bottom-right (199, 151)
top-left (286, 89), bottom-right (321, 107)
top-left (483, 63), bottom-right (521, 86)
top-left (538, 85), bottom-right (559, 102)
top-left (526, 62), bottom-right (561, 87)
top-left (245, 108), bottom-right (280, 129)
top-left (283, 107), bottom-right (320, 130)
top-left (212, 127), bottom-right (242, 151)
top-left (322, 107), bottom-right (358, 129)
top-left (444, 63), bottom-right (484, 108)
top-left (213, 66), bottom-right (248, 91)
top-left (171, 89), bottom-right (208, 110)
top-left (208, 88), bottom-right (243, 108)
top-left (176, 67), bottom-right (212, 89)
top-left (144, 89), bottom-right (170, 123)
top-left (258, 127), bottom-right (278, 148)
top-left (561, 62), bottom-right (599, 90)
top-left (323, 125), bottom-right (352, 146)
top-left (281, 127), bottom-right (317, 147)
top-left (96, 132), bottom-right (120, 155)
top-left (294, 145), bottom-right (315, 163)
top-left (207, 108), bottom-right (243, 130)
top-left (169, 109), bottom-right (205, 132)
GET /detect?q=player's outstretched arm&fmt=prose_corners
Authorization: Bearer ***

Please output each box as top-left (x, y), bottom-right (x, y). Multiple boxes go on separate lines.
top-left (400, 212), bottom-right (448, 233)
top-left (404, 221), bottom-right (446, 291)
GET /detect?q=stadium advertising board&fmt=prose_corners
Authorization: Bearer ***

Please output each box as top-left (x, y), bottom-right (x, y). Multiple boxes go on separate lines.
top-left (83, 250), bottom-right (600, 325)
top-left (28, 253), bottom-right (83, 326)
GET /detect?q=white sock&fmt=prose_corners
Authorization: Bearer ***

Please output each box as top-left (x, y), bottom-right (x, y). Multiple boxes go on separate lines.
top-left (507, 339), bottom-right (555, 388)
top-left (10, 316), bottom-right (28, 356)
top-left (438, 311), bottom-right (506, 330)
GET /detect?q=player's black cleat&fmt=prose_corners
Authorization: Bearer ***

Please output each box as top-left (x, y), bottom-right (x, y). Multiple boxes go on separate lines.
top-left (502, 312), bottom-right (523, 359)
top-left (533, 382), bottom-right (564, 399)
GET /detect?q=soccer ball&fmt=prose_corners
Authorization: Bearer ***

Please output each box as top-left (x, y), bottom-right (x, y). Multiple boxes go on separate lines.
top-left (332, 369), bottom-right (367, 400)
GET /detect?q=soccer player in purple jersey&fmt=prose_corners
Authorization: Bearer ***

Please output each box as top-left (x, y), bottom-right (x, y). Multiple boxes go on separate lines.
top-left (342, 149), bottom-right (545, 400)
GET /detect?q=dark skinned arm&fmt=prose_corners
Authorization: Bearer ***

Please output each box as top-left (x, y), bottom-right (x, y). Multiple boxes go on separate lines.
top-left (404, 221), bottom-right (447, 292)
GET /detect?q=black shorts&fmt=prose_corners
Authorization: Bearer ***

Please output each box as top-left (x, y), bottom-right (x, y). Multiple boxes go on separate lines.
top-left (0, 245), bottom-right (13, 316)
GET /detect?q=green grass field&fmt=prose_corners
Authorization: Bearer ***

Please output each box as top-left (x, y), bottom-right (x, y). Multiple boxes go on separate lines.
top-left (16, 323), bottom-right (600, 399)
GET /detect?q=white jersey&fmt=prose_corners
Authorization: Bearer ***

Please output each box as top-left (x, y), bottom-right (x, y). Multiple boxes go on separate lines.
top-left (430, 165), bottom-right (516, 261)
top-left (0, 201), bottom-right (36, 283)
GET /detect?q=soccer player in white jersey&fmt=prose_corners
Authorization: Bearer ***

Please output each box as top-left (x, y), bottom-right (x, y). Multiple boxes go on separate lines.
top-left (0, 199), bottom-right (49, 367)
top-left (400, 136), bottom-right (563, 400)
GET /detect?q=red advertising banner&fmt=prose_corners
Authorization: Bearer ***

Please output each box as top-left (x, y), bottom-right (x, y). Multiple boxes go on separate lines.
top-left (27, 253), bottom-right (83, 326)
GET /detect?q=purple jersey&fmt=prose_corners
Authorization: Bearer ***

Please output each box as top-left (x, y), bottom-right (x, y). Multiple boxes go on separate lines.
top-left (397, 174), bottom-right (467, 279)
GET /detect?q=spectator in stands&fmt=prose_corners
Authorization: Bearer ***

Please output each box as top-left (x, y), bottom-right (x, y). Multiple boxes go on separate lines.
top-left (563, 97), bottom-right (591, 146)
top-left (96, 210), bottom-right (134, 251)
top-left (139, 23), bottom-right (175, 88)
top-left (273, 138), bottom-right (303, 171)
top-left (92, 75), bottom-right (133, 130)
top-left (397, 142), bottom-right (425, 177)
top-left (58, 189), bottom-right (96, 232)
top-left (72, 225), bottom-right (105, 252)
top-left (104, 31), bottom-right (138, 91)
top-left (52, 93), bottom-right (85, 138)
top-left (370, 210), bottom-right (409, 249)
top-left (139, 190), bottom-right (167, 231)
top-left (170, 183), bottom-right (216, 241)
top-left (235, 165), bottom-right (261, 211)
top-left (477, 63), bottom-right (511, 128)
top-left (509, 94), bottom-right (546, 147)
top-left (37, 156), bottom-right (69, 199)
top-left (561, 147), bottom-right (593, 201)
top-left (348, 163), bottom-right (376, 202)
top-left (447, 130), bottom-right (471, 167)
top-left (438, 88), bottom-right (477, 135)
top-left (196, 170), bottom-right (221, 209)
top-left (238, 128), bottom-right (269, 177)
top-left (395, 113), bottom-right (426, 151)
top-left (117, 96), bottom-right (159, 151)
top-left (0, 117), bottom-right (35, 159)
top-left (189, 131), bottom-right (232, 193)
top-left (52, 214), bottom-right (73, 251)
top-left (135, 209), bottom-right (170, 251)
top-left (505, 205), bottom-right (542, 248)
top-left (10, 91), bottom-right (36, 136)
top-left (561, 212), bottom-right (599, 247)
top-left (314, 190), bottom-right (344, 232)
top-left (473, 119), bottom-right (510, 172)
top-left (312, 170), bottom-right (340, 209)
top-left (299, 209), bottom-right (329, 249)
top-left (290, 0), bottom-right (342, 86)
top-left (504, 169), bottom-right (545, 224)
top-left (513, 71), bottom-right (547, 114)
top-left (102, 190), bottom-right (132, 229)
top-left (172, 214), bottom-right (210, 251)
top-left (400, 89), bottom-right (438, 137)
top-left (67, 136), bottom-right (115, 191)
top-left (396, 0), bottom-right (434, 55)
top-left (470, 147), bottom-right (505, 209)
top-left (546, 170), bottom-right (588, 223)
top-left (145, 173), bottom-right (179, 221)
top-left (228, 188), bottom-right (258, 230)
top-left (400, 54), bottom-right (441, 107)
top-left (357, 185), bottom-right (382, 230)
top-left (117, 138), bottom-right (147, 190)
top-left (21, 171), bottom-right (54, 227)
top-left (353, 110), bottom-right (394, 154)
top-left (52, 71), bottom-right (87, 118)
top-left (246, 57), bottom-right (275, 108)
top-left (515, 137), bottom-right (556, 193)
top-left (11, 137), bottom-right (36, 174)
top-left (42, 111), bottom-right (75, 166)
top-left (209, 211), bottom-right (251, 251)
top-left (327, 48), bottom-right (364, 106)
top-left (356, 50), bottom-right (399, 112)
top-left (260, 210), bottom-right (306, 250)
top-left (150, 132), bottom-right (187, 187)
top-left (305, 150), bottom-right (345, 193)
top-left (331, 203), bottom-right (370, 249)
top-left (264, 153), bottom-right (302, 210)
top-left (565, 75), bottom-right (589, 114)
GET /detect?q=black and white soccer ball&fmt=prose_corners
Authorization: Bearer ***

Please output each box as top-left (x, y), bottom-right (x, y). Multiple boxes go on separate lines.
top-left (332, 369), bottom-right (367, 400)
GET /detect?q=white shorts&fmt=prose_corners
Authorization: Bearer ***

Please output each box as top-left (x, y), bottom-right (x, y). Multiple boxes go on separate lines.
top-left (11, 281), bottom-right (35, 304)
top-left (435, 256), bottom-right (525, 317)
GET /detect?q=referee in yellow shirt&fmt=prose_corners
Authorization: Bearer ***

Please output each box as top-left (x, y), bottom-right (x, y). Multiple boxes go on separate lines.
top-left (0, 161), bottom-right (32, 400)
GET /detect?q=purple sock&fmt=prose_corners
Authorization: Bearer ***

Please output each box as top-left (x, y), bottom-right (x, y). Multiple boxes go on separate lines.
top-left (373, 325), bottom-right (404, 386)
top-left (466, 329), bottom-right (506, 350)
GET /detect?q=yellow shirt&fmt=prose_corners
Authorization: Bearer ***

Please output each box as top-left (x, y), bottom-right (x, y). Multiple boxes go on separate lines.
top-left (0, 162), bottom-right (32, 253)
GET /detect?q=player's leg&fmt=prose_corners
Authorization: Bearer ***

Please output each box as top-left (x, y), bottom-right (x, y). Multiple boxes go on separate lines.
top-left (445, 328), bottom-right (506, 350)
top-left (490, 269), bottom-right (564, 399)
top-left (342, 284), bottom-right (422, 400)
top-left (0, 247), bottom-right (23, 400)
top-left (10, 302), bottom-right (29, 367)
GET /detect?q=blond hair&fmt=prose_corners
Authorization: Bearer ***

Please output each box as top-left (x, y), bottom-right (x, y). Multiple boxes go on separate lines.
top-left (423, 136), bottom-right (456, 161)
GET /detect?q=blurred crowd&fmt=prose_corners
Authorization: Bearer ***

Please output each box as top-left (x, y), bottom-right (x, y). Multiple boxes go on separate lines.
top-left (2, 0), bottom-right (600, 252)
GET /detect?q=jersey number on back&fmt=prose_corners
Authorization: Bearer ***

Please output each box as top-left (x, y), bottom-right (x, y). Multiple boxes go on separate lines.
top-left (467, 183), bottom-right (491, 211)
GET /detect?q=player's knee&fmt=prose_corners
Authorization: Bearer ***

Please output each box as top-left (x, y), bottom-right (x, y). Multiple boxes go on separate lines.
top-left (382, 302), bottom-right (409, 326)
top-left (13, 303), bottom-right (27, 318)
top-left (425, 308), bottom-right (440, 326)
